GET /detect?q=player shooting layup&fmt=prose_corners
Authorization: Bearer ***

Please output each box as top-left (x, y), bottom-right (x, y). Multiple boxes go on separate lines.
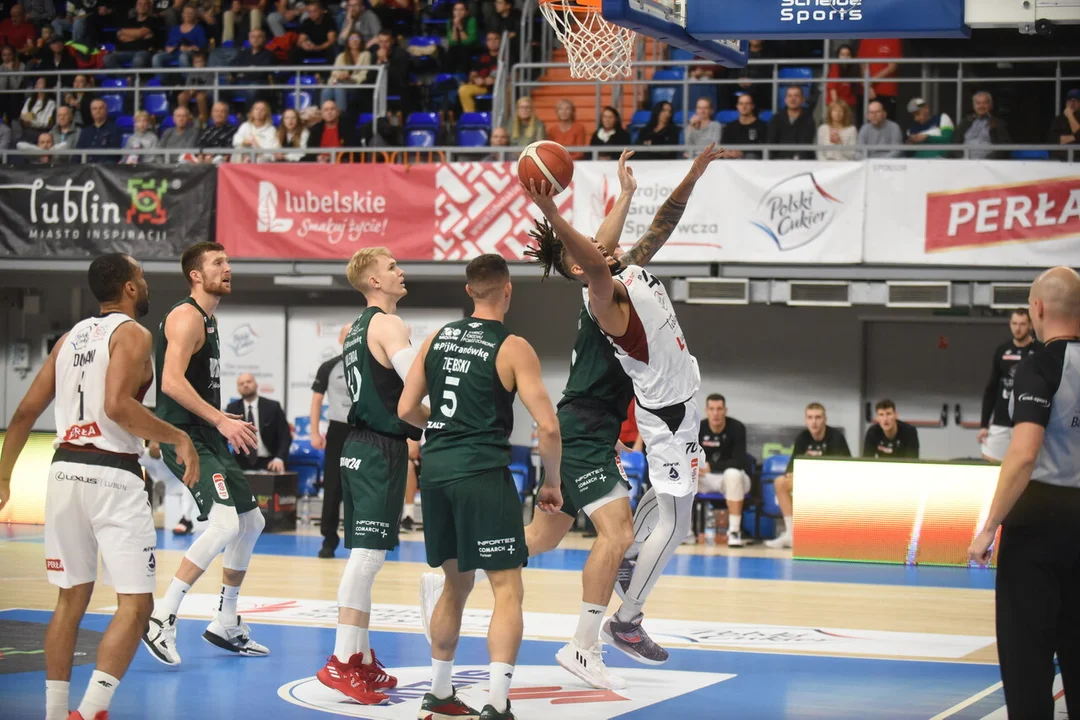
top-left (0, 254), bottom-right (199, 720)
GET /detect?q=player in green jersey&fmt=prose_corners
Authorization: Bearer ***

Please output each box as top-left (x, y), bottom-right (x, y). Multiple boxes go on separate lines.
top-left (142, 242), bottom-right (268, 666)
top-left (400, 255), bottom-right (563, 720)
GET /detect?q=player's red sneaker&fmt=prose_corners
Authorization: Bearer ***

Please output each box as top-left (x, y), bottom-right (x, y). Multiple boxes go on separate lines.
top-left (68, 712), bottom-right (108, 720)
top-left (348, 648), bottom-right (398, 690)
top-left (316, 656), bottom-right (389, 705)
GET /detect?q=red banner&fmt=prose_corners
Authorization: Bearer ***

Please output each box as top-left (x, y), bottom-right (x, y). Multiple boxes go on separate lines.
top-left (216, 162), bottom-right (575, 261)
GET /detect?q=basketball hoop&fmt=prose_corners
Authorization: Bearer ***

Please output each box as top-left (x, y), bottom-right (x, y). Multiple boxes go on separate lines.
top-left (539, 0), bottom-right (636, 81)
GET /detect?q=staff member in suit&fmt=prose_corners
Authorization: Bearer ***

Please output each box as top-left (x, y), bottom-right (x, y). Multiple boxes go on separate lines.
top-left (311, 326), bottom-right (353, 559)
top-left (969, 266), bottom-right (1080, 720)
top-left (226, 374), bottom-right (292, 472)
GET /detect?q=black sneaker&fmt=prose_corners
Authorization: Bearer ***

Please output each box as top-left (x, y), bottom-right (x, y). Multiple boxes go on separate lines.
top-left (416, 686), bottom-right (480, 719)
top-left (478, 701), bottom-right (514, 720)
top-left (401, 516), bottom-right (416, 533)
top-left (318, 547), bottom-right (335, 559)
top-left (601, 613), bottom-right (669, 665)
top-left (172, 517), bottom-right (193, 536)
top-left (613, 557), bottom-right (635, 601)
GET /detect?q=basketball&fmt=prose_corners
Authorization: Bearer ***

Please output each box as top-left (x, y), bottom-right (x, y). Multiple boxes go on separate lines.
top-left (518, 140), bottom-right (575, 195)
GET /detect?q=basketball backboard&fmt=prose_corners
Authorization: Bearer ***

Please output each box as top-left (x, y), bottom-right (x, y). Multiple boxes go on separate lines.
top-left (601, 0), bottom-right (749, 67)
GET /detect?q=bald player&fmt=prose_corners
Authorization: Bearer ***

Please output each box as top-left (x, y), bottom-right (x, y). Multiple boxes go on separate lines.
top-left (969, 266), bottom-right (1080, 720)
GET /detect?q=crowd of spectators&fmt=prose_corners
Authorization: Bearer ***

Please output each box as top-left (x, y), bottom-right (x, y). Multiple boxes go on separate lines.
top-left (0, 2), bottom-right (1076, 162)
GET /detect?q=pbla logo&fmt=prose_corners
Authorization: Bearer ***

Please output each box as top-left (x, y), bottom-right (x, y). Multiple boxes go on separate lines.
top-left (751, 172), bottom-right (843, 251)
top-left (126, 178), bottom-right (169, 225)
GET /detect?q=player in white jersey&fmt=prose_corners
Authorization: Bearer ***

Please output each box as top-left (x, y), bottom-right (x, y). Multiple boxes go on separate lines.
top-left (0, 254), bottom-right (198, 720)
top-left (525, 155), bottom-right (709, 665)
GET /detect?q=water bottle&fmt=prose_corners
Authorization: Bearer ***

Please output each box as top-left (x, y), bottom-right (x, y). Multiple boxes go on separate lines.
top-left (298, 495), bottom-right (312, 528)
top-left (704, 509), bottom-right (717, 546)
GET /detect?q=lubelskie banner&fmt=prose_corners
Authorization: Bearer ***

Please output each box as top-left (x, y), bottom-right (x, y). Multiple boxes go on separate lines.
top-left (0, 164), bottom-right (217, 257)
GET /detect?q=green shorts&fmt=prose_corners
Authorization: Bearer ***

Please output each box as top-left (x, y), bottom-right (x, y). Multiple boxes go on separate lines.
top-left (548, 402), bottom-right (630, 518)
top-left (421, 468), bottom-right (527, 573)
top-left (341, 428), bottom-right (409, 551)
top-left (160, 425), bottom-right (257, 522)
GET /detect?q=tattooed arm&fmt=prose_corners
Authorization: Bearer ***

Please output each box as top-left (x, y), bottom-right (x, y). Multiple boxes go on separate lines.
top-left (622, 143), bottom-right (725, 267)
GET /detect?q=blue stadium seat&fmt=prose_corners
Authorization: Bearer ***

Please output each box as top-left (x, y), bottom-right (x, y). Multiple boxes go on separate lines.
top-left (650, 67), bottom-right (685, 110)
top-left (716, 109), bottom-right (739, 125)
top-left (674, 111), bottom-right (685, 126)
top-left (159, 115), bottom-right (176, 134)
top-left (670, 48), bottom-right (696, 62)
top-left (509, 445), bottom-right (534, 503)
top-left (228, 114), bottom-right (240, 126)
top-left (101, 93), bottom-right (124, 116)
top-left (121, 133), bottom-right (132, 146)
top-left (457, 111), bottom-right (491, 146)
top-left (145, 77), bottom-right (162, 87)
top-left (759, 109), bottom-right (773, 122)
top-left (762, 454), bottom-right (790, 479)
top-left (628, 109), bottom-right (651, 142)
top-left (101, 77), bottom-right (128, 89)
top-left (1011, 149), bottom-right (1050, 160)
top-left (355, 112), bottom-right (374, 128)
top-left (619, 451), bottom-right (647, 509)
top-left (143, 92), bottom-right (170, 118)
top-left (116, 115), bottom-right (134, 132)
top-left (285, 90), bottom-right (313, 111)
top-left (271, 113), bottom-right (282, 126)
top-left (299, 74), bottom-right (318, 85)
top-left (406, 111), bottom-right (440, 147)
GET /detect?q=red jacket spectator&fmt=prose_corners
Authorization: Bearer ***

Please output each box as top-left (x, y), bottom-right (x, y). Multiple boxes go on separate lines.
top-left (857, 38), bottom-right (901, 112)
top-left (0, 5), bottom-right (39, 59)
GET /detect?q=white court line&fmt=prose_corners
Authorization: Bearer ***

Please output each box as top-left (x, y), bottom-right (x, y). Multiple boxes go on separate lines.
top-left (929, 681), bottom-right (1003, 719)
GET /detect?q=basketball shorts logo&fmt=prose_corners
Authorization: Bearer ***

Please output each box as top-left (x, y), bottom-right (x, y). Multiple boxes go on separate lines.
top-left (46, 558), bottom-right (64, 571)
top-left (213, 473), bottom-right (230, 499)
top-left (690, 457), bottom-right (699, 483)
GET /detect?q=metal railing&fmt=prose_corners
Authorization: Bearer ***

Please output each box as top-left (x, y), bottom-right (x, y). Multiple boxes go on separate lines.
top-left (2, 142), bottom-right (1074, 165)
top-left (491, 31), bottom-right (512, 129)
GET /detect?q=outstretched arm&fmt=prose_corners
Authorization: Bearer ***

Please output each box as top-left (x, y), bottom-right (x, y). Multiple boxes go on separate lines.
top-left (622, 143), bottom-right (724, 267)
top-left (595, 149), bottom-right (637, 254)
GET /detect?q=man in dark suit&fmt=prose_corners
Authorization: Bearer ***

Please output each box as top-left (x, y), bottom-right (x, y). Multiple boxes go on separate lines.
top-left (226, 373), bottom-right (292, 472)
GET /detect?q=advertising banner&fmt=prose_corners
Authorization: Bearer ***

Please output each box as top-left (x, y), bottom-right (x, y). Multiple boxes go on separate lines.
top-left (864, 160), bottom-right (1080, 266)
top-left (572, 160), bottom-right (865, 263)
top-left (215, 306), bottom-right (288, 409)
top-left (0, 164), bottom-right (216, 257)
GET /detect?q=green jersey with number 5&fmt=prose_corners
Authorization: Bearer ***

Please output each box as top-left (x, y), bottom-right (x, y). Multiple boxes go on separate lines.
top-left (343, 307), bottom-right (414, 438)
top-left (422, 318), bottom-right (515, 486)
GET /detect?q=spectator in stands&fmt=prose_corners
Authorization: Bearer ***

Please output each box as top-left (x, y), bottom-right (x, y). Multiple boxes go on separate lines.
top-left (857, 100), bottom-right (902, 158)
top-left (685, 96), bottom-right (721, 155)
top-left (0, 44), bottom-right (27, 125)
top-left (488, 0), bottom-right (519, 61)
top-left (227, 374), bottom-right (292, 472)
top-left (160, 106), bottom-right (199, 161)
top-left (294, 0), bottom-right (338, 64)
top-left (721, 93), bottom-right (766, 160)
top-left (508, 94), bottom-right (544, 145)
top-left (0, 119), bottom-right (10, 150)
top-left (546, 98), bottom-right (586, 159)
top-left (476, 125), bottom-right (509, 161)
top-left (637, 100), bottom-right (680, 160)
top-left (906, 97), bottom-right (954, 158)
top-left (857, 37), bottom-right (900, 119)
top-left (826, 43), bottom-right (861, 125)
top-left (49, 105), bottom-right (79, 158)
top-left (31, 24), bottom-right (57, 60)
top-left (372, 28), bottom-right (409, 111)
top-left (26, 0), bottom-right (58, 27)
top-left (1049, 88), bottom-right (1080, 156)
top-left (766, 85), bottom-right (815, 159)
top-left (178, 50), bottom-right (213, 126)
top-left (63, 73), bottom-right (93, 126)
top-left (20, 76), bottom-right (56, 140)
top-left (734, 39), bottom-right (772, 111)
top-left (220, 1), bottom-right (265, 54)
top-left (36, 33), bottom-right (75, 83)
top-left (153, 4), bottom-right (207, 72)
top-left (324, 32), bottom-right (371, 112)
top-left (339, 0), bottom-right (380, 46)
top-left (51, 1), bottom-right (94, 45)
top-left (862, 399), bottom-right (919, 459)
top-left (74, 98), bottom-right (122, 163)
top-left (687, 63), bottom-right (720, 115)
top-left (275, 107), bottom-right (309, 161)
top-left (371, 0), bottom-right (415, 33)
top-left (954, 90), bottom-right (1011, 160)
top-left (444, 2), bottom-right (478, 75)
top-left (590, 105), bottom-right (630, 160)
top-left (816, 100), bottom-right (856, 160)
top-left (102, 0), bottom-right (160, 70)
top-left (231, 27), bottom-right (277, 107)
top-left (17, 130), bottom-right (58, 163)
top-left (456, 30), bottom-right (498, 113)
top-left (698, 393), bottom-right (750, 548)
top-left (196, 100), bottom-right (237, 163)
top-left (121, 110), bottom-right (160, 164)
top-left (233, 99), bottom-right (281, 161)
top-left (0, 5), bottom-right (38, 60)
top-left (267, 0), bottom-right (305, 38)
top-left (301, 105), bottom-right (321, 129)
top-left (307, 98), bottom-right (357, 162)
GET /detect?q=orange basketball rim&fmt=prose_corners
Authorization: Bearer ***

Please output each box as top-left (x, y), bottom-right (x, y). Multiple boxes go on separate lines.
top-left (539, 0), bottom-right (637, 81)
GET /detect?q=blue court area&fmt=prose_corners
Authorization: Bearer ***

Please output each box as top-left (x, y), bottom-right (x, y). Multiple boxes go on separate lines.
top-left (0, 609), bottom-right (1002, 720)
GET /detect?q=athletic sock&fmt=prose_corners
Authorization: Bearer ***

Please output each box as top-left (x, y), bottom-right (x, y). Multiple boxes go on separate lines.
top-left (159, 577), bottom-right (192, 617)
top-left (403, 504), bottom-right (414, 521)
top-left (334, 623), bottom-right (360, 662)
top-left (783, 515), bottom-right (793, 537)
top-left (45, 680), bottom-right (69, 720)
top-left (356, 627), bottom-right (371, 664)
top-left (488, 662), bottom-right (514, 713)
top-left (573, 602), bottom-right (607, 648)
top-left (431, 658), bottom-right (454, 698)
top-left (729, 515), bottom-right (742, 534)
top-left (76, 671), bottom-right (119, 718)
top-left (216, 583), bottom-right (240, 627)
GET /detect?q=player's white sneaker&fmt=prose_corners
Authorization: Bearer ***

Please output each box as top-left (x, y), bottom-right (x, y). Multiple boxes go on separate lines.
top-left (727, 530), bottom-right (745, 547)
top-left (420, 572), bottom-right (445, 644)
top-left (555, 640), bottom-right (627, 690)
top-left (203, 617), bottom-right (270, 656)
top-left (764, 532), bottom-right (792, 549)
top-left (142, 609), bottom-right (181, 666)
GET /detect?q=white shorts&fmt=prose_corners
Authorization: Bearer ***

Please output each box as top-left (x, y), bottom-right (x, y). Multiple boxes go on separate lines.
top-left (699, 469), bottom-right (752, 500)
top-left (44, 448), bottom-right (157, 594)
top-left (636, 399), bottom-right (701, 498)
top-left (981, 425), bottom-right (1012, 462)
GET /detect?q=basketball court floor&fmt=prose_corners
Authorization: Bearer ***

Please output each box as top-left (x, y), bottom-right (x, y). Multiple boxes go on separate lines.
top-left (0, 523), bottom-right (1066, 719)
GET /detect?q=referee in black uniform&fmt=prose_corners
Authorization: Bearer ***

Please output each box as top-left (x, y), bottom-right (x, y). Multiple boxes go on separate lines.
top-left (311, 327), bottom-right (354, 559)
top-left (969, 266), bottom-right (1080, 719)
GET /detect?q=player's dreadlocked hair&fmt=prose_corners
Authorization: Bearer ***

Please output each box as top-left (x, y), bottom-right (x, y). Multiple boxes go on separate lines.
top-left (524, 218), bottom-right (575, 282)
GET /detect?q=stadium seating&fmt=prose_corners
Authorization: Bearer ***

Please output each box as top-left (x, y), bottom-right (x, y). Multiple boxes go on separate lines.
top-left (406, 112), bottom-right (440, 147)
top-left (456, 112), bottom-right (491, 146)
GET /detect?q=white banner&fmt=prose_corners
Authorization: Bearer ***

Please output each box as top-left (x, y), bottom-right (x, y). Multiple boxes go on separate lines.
top-left (570, 160), bottom-right (865, 263)
top-left (864, 159), bottom-right (1080, 265)
top-left (286, 306), bottom-right (462, 425)
top-left (215, 306), bottom-right (287, 410)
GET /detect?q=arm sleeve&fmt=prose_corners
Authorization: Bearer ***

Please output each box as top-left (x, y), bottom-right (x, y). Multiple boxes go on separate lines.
top-left (311, 357), bottom-right (336, 393)
top-left (980, 346), bottom-right (1002, 427)
top-left (1011, 355), bottom-right (1058, 428)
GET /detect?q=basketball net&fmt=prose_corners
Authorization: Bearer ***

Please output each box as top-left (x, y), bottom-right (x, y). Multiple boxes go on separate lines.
top-left (539, 0), bottom-right (636, 81)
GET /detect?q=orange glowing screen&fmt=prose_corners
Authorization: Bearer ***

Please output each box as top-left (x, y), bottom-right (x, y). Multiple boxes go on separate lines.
top-left (0, 431), bottom-right (53, 525)
top-left (792, 458), bottom-right (1002, 568)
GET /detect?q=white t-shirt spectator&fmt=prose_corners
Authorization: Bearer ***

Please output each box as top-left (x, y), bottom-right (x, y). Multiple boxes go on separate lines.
top-left (21, 96), bottom-right (57, 131)
top-left (816, 123), bottom-right (857, 160)
top-left (233, 121), bottom-right (281, 162)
